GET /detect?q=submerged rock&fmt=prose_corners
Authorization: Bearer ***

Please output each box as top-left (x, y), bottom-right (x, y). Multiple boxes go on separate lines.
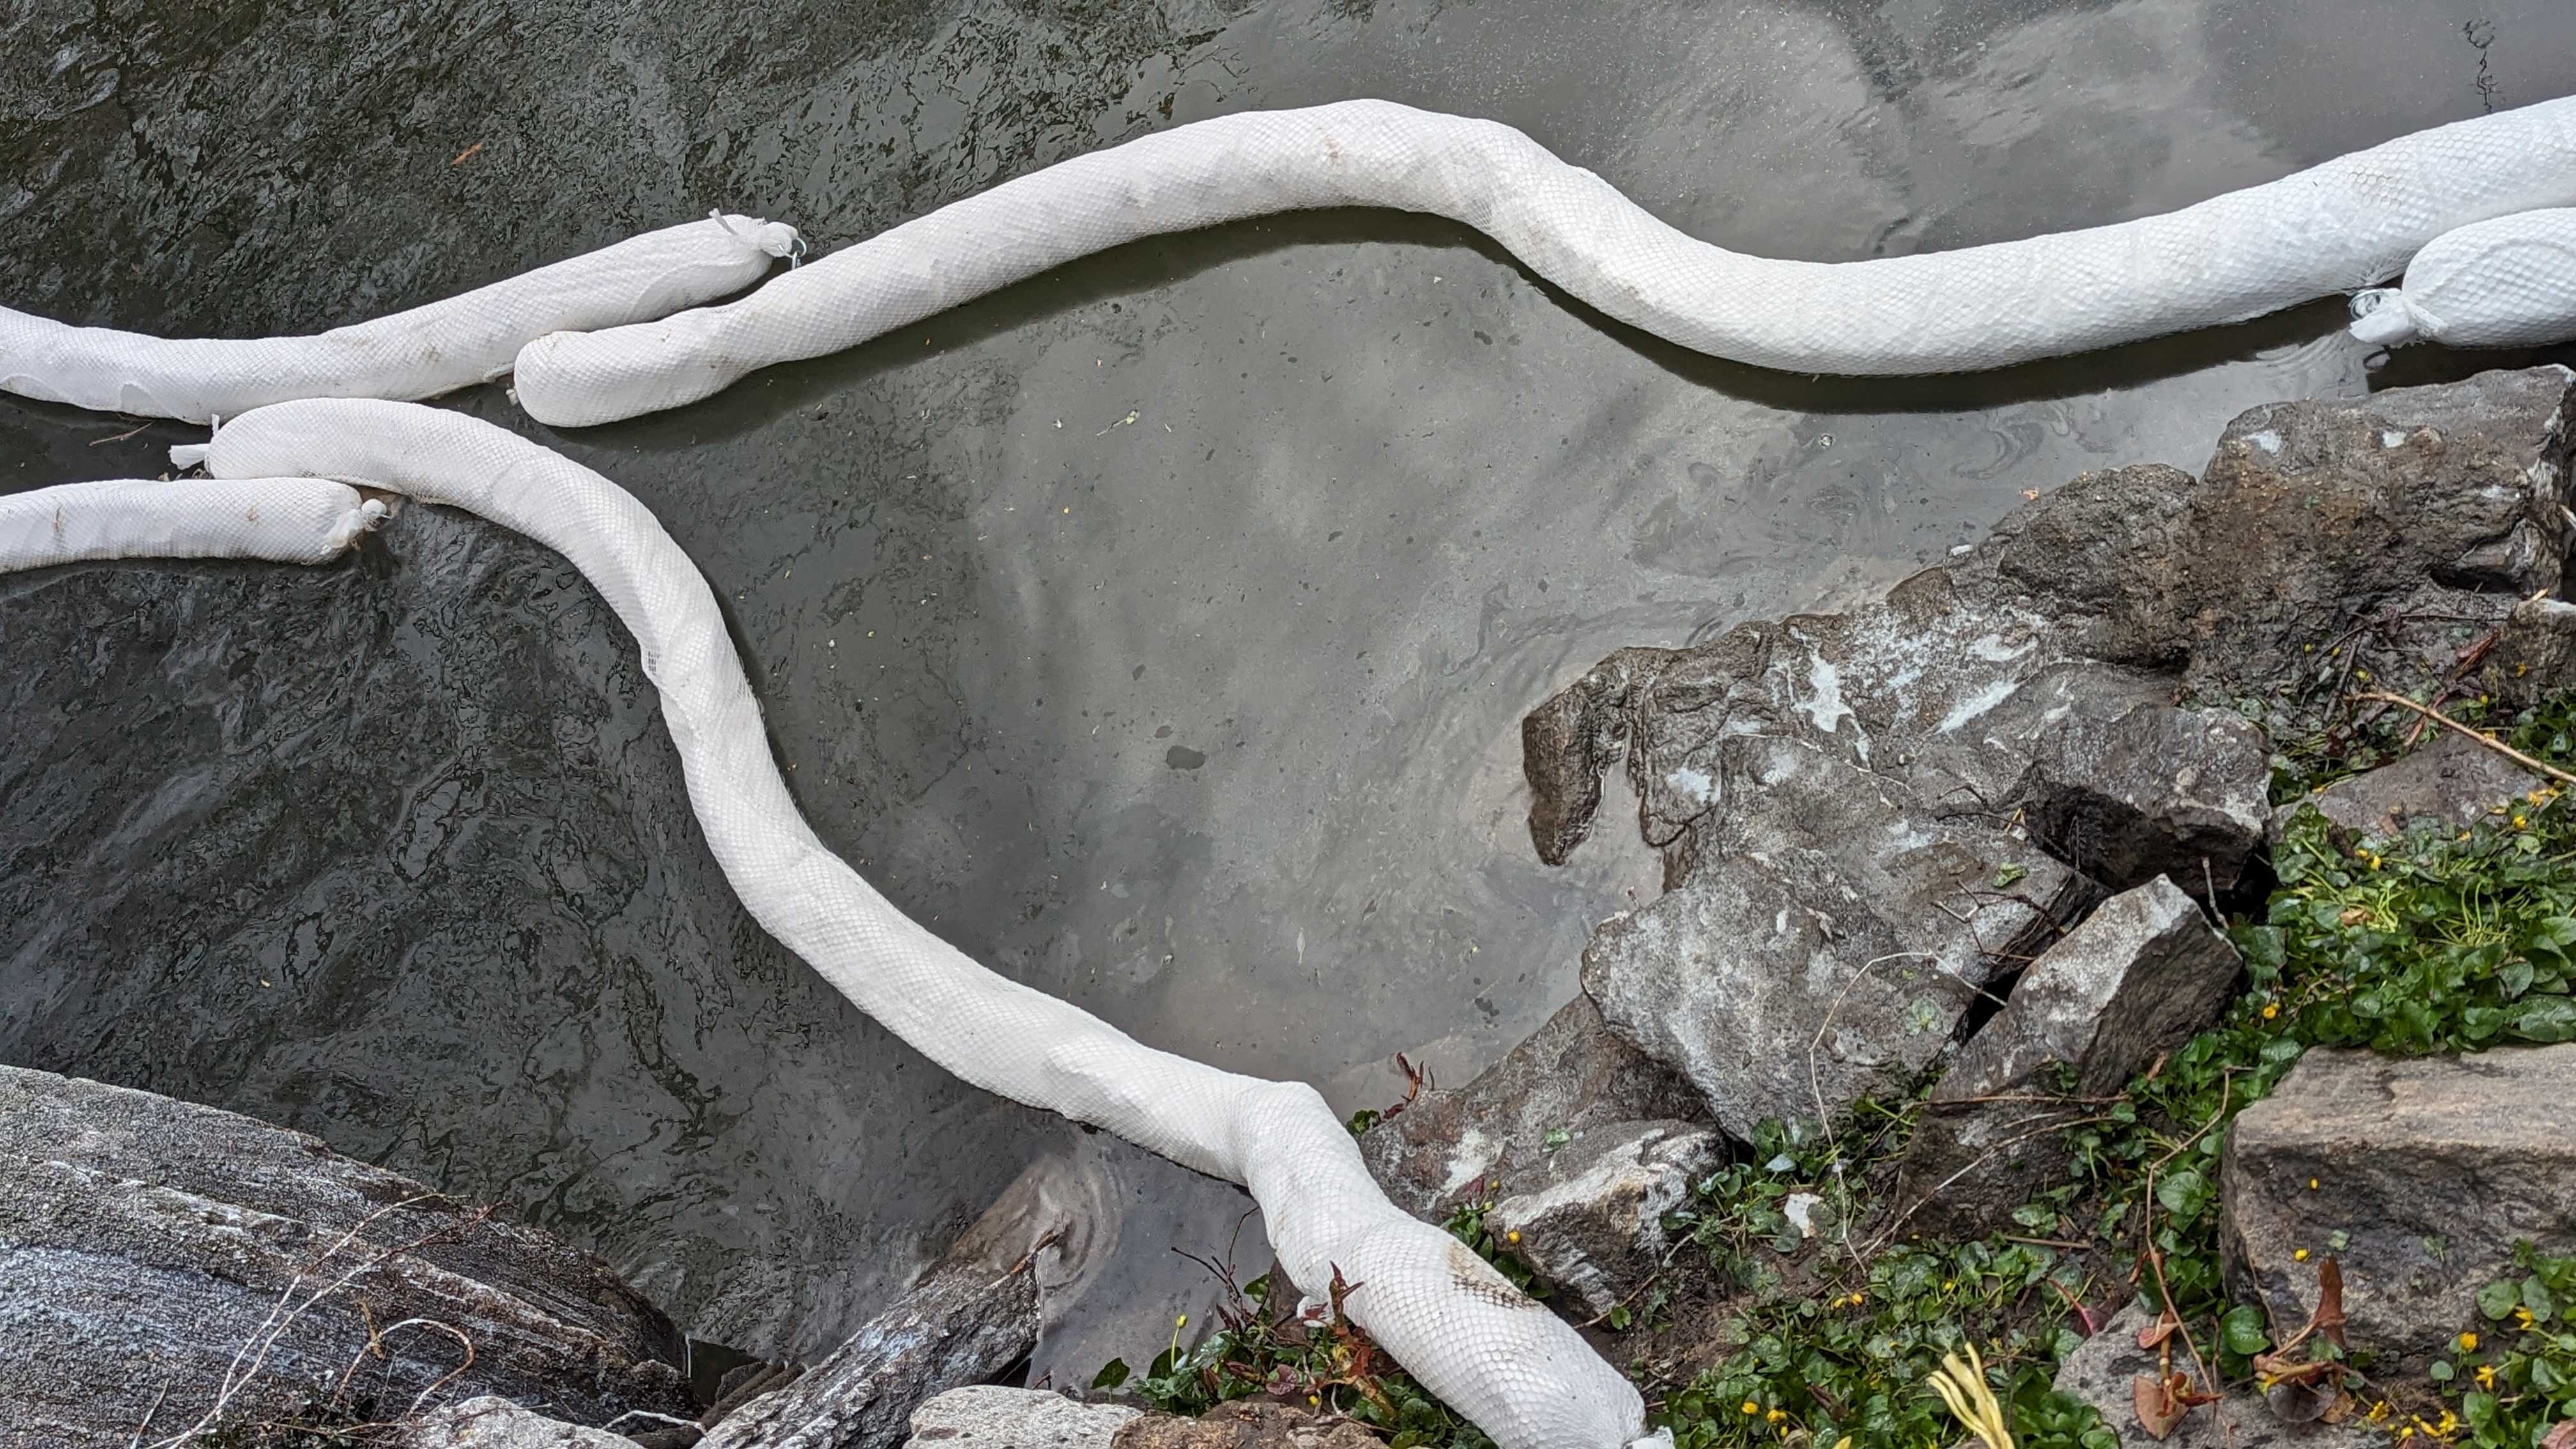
top-left (1895, 878), bottom-right (2240, 1236)
top-left (1485, 1119), bottom-right (1720, 1318)
top-left (1356, 994), bottom-right (1704, 1220)
top-left (0, 1066), bottom-right (691, 1447)
top-left (2221, 1045), bottom-right (2576, 1374)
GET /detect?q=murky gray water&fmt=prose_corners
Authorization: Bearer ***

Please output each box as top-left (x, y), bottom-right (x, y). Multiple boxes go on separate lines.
top-left (4, 0), bottom-right (2572, 1369)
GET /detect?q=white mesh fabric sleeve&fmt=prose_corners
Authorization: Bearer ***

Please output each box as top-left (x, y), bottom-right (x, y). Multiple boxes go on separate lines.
top-left (1, 214), bottom-right (799, 424)
top-left (180, 397), bottom-right (1655, 1449)
top-left (512, 95), bottom-right (2576, 425)
top-left (0, 477), bottom-right (381, 571)
top-left (2350, 208), bottom-right (2576, 349)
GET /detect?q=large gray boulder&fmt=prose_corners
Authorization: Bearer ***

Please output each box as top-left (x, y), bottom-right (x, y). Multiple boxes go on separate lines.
top-left (1356, 994), bottom-right (1705, 1220)
top-left (399, 1399), bottom-right (636, 1448)
top-left (2052, 1304), bottom-right (2380, 1449)
top-left (1583, 740), bottom-right (2087, 1140)
top-left (2221, 1046), bottom-right (2576, 1375)
top-left (1894, 878), bottom-right (2240, 1236)
top-left (0, 1066), bottom-right (691, 1448)
top-left (1485, 1120), bottom-right (1721, 1318)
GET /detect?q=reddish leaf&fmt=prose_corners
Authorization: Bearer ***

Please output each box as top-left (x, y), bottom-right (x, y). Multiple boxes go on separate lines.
top-left (2540, 1422), bottom-right (2576, 1449)
top-left (2138, 1307), bottom-right (2182, 1351)
top-left (2314, 1258), bottom-right (2348, 1350)
top-left (2135, 1373), bottom-right (2188, 1441)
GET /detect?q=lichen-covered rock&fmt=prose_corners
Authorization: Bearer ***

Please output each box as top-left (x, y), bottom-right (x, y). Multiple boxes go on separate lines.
top-left (1485, 1120), bottom-right (1720, 1317)
top-left (1112, 1400), bottom-right (1377, 1448)
top-left (0, 1066), bottom-right (691, 1448)
top-left (903, 1386), bottom-right (1137, 1447)
top-left (1582, 751), bottom-right (2087, 1138)
top-left (2282, 732), bottom-right (2540, 845)
top-left (398, 1399), bottom-right (637, 1449)
top-left (1356, 995), bottom-right (1705, 1220)
top-left (2021, 705), bottom-right (2269, 893)
top-left (1896, 878), bottom-right (2239, 1235)
top-left (2052, 1305), bottom-right (2380, 1449)
top-left (2221, 1046), bottom-right (2576, 1374)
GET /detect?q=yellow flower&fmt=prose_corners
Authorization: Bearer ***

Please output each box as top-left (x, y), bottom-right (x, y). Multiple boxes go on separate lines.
top-left (2458, 1331), bottom-right (2479, 1351)
top-left (2294, 1248), bottom-right (2312, 1262)
top-left (2397, 1429), bottom-right (2414, 1441)
top-left (1743, 1400), bottom-right (1762, 1415)
top-left (1767, 1409), bottom-right (1789, 1424)
top-left (2516, 1306), bottom-right (2537, 1328)
top-left (2263, 1004), bottom-right (2281, 1020)
top-left (1943, 1280), bottom-right (1958, 1291)
top-left (2475, 1365), bottom-right (2497, 1388)
top-left (2515, 816), bottom-right (2529, 830)
top-left (2308, 1178), bottom-right (2321, 1190)
top-left (1506, 1230), bottom-right (1521, 1245)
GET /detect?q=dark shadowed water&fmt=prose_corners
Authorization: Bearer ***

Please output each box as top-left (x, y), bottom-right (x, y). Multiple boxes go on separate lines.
top-left (4, 0), bottom-right (2572, 1372)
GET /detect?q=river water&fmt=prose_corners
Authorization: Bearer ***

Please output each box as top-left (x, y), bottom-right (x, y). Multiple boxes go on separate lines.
top-left (3, 0), bottom-right (2570, 1375)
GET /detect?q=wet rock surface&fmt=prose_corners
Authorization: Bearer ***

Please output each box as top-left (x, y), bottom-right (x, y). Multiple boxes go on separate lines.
top-left (1895, 877), bottom-right (2241, 1236)
top-left (0, 1065), bottom-right (691, 1448)
top-left (901, 1386), bottom-right (1136, 1448)
top-left (2052, 1305), bottom-right (2380, 1449)
top-left (1485, 1119), bottom-right (1719, 1318)
top-left (1354, 994), bottom-right (1706, 1220)
top-left (2220, 1045), bottom-right (2576, 1376)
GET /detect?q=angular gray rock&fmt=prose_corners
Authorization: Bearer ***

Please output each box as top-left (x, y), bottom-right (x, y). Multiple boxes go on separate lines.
top-left (2021, 705), bottom-right (2270, 894)
top-left (2488, 595), bottom-right (2576, 709)
top-left (0, 1066), bottom-right (691, 1448)
top-left (2221, 1046), bottom-right (2576, 1374)
top-left (1582, 739), bottom-right (2089, 1140)
top-left (399, 1399), bottom-right (638, 1448)
top-left (901, 1386), bottom-right (1137, 1448)
top-left (1895, 878), bottom-right (2241, 1236)
top-left (1485, 1120), bottom-right (1721, 1318)
top-left (2283, 731), bottom-right (2540, 844)
top-left (2053, 1304), bottom-right (2381, 1449)
top-left (1356, 994), bottom-right (1705, 1220)
top-left (1112, 1400), bottom-right (1379, 1448)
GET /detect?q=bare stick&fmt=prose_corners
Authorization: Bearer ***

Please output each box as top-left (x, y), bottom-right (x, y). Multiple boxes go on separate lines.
top-left (2354, 691), bottom-right (2576, 787)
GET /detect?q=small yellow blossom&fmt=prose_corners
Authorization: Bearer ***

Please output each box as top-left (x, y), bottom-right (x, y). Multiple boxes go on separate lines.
top-left (2475, 1365), bottom-right (2497, 1388)
top-left (2458, 1331), bottom-right (2479, 1351)
top-left (1743, 1400), bottom-right (1762, 1416)
top-left (1506, 1230), bottom-right (1521, 1245)
top-left (2294, 1248), bottom-right (2312, 1261)
top-left (1943, 1280), bottom-right (1957, 1291)
top-left (1767, 1409), bottom-right (1789, 1424)
top-left (2515, 816), bottom-right (2530, 829)
top-left (2515, 1305), bottom-right (2537, 1328)
top-left (2308, 1178), bottom-right (2321, 1190)
top-left (2263, 1003), bottom-right (2281, 1020)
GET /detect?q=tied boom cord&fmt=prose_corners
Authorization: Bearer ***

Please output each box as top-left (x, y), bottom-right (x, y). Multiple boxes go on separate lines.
top-left (8, 95), bottom-right (2576, 1448)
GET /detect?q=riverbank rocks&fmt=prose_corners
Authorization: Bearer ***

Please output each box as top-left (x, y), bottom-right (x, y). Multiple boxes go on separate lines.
top-left (0, 1066), bottom-right (691, 1447)
top-left (2053, 1305), bottom-right (2380, 1449)
top-left (902, 1385), bottom-right (1137, 1447)
top-left (1582, 738), bottom-right (2089, 1139)
top-left (2220, 1045), bottom-right (2576, 1374)
top-left (1483, 1120), bottom-right (1721, 1317)
top-left (1356, 995), bottom-right (1705, 1220)
top-left (1894, 878), bottom-right (2241, 1236)
top-left (2490, 596), bottom-right (2576, 708)
top-left (1113, 1400), bottom-right (1379, 1448)
top-left (2020, 705), bottom-right (2269, 894)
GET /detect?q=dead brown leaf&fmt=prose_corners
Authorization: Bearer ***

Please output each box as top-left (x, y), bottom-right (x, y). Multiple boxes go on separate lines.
top-left (2138, 1306), bottom-right (2182, 1350)
top-left (2540, 1422), bottom-right (2576, 1449)
top-left (2314, 1257), bottom-right (2347, 1349)
top-left (2133, 1371), bottom-right (2215, 1440)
